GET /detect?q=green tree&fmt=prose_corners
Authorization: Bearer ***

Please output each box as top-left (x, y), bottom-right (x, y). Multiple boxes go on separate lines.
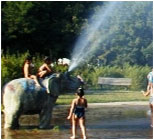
top-left (2, 1), bottom-right (153, 66)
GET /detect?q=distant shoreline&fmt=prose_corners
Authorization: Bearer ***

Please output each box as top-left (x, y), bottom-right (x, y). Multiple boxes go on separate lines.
top-left (55, 101), bottom-right (149, 107)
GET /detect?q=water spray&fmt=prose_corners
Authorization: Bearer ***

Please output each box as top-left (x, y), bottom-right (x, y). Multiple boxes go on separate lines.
top-left (68, 2), bottom-right (117, 72)
top-left (68, 1), bottom-right (151, 72)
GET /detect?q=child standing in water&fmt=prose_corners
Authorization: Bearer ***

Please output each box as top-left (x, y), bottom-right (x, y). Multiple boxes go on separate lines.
top-left (67, 88), bottom-right (88, 139)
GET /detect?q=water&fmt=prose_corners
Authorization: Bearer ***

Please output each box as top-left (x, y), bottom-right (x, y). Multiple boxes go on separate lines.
top-left (1, 104), bottom-right (153, 139)
top-left (68, 1), bottom-right (152, 71)
top-left (68, 2), bottom-right (117, 72)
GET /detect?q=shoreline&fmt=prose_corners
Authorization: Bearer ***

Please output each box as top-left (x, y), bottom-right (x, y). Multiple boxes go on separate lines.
top-left (55, 101), bottom-right (149, 107)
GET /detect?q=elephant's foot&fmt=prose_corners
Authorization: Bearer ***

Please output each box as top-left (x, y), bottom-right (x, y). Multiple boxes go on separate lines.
top-left (4, 124), bottom-right (19, 130)
top-left (4, 123), bottom-right (11, 129)
top-left (39, 124), bottom-right (51, 129)
top-left (4, 121), bottom-right (19, 130)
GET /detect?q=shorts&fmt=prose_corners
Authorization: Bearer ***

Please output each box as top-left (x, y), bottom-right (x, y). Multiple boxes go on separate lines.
top-left (149, 96), bottom-right (153, 105)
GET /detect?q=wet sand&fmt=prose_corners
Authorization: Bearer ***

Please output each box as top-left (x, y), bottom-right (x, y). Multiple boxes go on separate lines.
top-left (1, 102), bottom-right (153, 139)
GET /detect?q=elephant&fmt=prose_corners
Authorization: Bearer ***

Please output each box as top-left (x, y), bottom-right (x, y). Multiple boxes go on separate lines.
top-left (2, 72), bottom-right (82, 129)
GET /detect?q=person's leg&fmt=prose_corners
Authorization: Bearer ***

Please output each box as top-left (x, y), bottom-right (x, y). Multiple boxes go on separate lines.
top-left (38, 71), bottom-right (48, 78)
top-left (150, 103), bottom-right (153, 127)
top-left (142, 89), bottom-right (150, 96)
top-left (142, 83), bottom-right (152, 95)
top-left (30, 75), bottom-right (41, 87)
top-left (79, 118), bottom-right (86, 139)
top-left (70, 117), bottom-right (77, 139)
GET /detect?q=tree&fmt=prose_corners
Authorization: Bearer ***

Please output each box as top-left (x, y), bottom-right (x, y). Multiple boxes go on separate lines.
top-left (2, 1), bottom-right (153, 66)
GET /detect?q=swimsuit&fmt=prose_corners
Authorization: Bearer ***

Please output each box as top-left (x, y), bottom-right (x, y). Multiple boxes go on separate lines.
top-left (148, 72), bottom-right (153, 83)
top-left (74, 106), bottom-right (85, 118)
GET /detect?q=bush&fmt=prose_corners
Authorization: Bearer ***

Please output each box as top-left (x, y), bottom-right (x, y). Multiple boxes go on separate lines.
top-left (1, 52), bottom-right (30, 86)
top-left (73, 64), bottom-right (151, 90)
top-left (1, 52), bottom-right (69, 87)
top-left (123, 64), bottom-right (150, 90)
top-left (1, 52), bottom-right (151, 91)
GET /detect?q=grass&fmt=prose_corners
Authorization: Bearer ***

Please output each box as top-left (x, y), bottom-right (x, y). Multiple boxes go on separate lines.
top-left (56, 90), bottom-right (149, 105)
top-left (52, 125), bottom-right (60, 132)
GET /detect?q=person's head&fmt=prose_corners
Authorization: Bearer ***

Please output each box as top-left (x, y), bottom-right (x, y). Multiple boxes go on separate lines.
top-left (25, 56), bottom-right (32, 64)
top-left (44, 56), bottom-right (52, 64)
top-left (76, 88), bottom-right (84, 97)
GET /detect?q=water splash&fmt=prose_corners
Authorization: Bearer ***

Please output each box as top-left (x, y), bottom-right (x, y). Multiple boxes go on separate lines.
top-left (68, 1), bottom-right (152, 71)
top-left (68, 2), bottom-right (118, 71)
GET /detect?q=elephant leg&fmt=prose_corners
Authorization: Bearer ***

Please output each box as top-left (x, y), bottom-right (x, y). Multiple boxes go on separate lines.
top-left (39, 108), bottom-right (53, 129)
top-left (4, 109), bottom-right (20, 129)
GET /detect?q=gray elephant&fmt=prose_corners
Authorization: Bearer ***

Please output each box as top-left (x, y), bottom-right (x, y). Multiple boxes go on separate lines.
top-left (3, 73), bottom-right (82, 129)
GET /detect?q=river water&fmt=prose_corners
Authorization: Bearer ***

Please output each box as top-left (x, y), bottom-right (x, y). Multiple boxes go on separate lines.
top-left (1, 103), bottom-right (153, 139)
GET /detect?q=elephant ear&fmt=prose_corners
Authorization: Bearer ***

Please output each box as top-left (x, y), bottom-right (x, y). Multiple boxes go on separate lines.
top-left (48, 76), bottom-right (61, 96)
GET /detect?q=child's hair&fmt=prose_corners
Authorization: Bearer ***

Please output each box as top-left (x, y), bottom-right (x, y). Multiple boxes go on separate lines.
top-left (25, 56), bottom-right (32, 61)
top-left (44, 56), bottom-right (51, 63)
top-left (76, 88), bottom-right (84, 97)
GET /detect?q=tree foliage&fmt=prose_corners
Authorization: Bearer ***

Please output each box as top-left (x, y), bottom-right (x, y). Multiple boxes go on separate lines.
top-left (1, 1), bottom-right (153, 66)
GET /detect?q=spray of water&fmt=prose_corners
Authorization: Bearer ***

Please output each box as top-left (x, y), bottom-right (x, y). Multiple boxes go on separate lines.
top-left (68, 1), bottom-right (152, 72)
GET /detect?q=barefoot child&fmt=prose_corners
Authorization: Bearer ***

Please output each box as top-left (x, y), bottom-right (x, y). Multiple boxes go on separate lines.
top-left (147, 70), bottom-right (153, 92)
top-left (143, 85), bottom-right (153, 127)
top-left (23, 56), bottom-right (41, 87)
top-left (67, 88), bottom-right (88, 139)
top-left (142, 70), bottom-right (153, 127)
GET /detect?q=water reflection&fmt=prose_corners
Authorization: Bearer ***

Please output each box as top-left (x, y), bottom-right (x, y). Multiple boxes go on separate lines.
top-left (1, 104), bottom-right (153, 139)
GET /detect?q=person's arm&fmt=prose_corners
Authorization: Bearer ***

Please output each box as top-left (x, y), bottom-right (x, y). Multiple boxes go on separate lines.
top-left (67, 99), bottom-right (76, 119)
top-left (45, 64), bottom-right (52, 72)
top-left (147, 74), bottom-right (149, 79)
top-left (84, 99), bottom-right (88, 108)
top-left (143, 90), bottom-right (151, 96)
top-left (77, 75), bottom-right (84, 82)
top-left (39, 64), bottom-right (45, 71)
